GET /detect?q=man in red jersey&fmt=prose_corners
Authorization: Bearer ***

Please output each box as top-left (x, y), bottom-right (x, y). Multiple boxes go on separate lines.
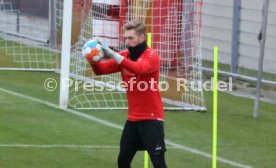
top-left (87, 20), bottom-right (167, 168)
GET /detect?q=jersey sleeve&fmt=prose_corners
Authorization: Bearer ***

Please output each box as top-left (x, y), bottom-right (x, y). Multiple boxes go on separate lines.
top-left (91, 59), bottom-right (120, 75)
top-left (120, 51), bottom-right (159, 75)
top-left (91, 50), bottom-right (129, 75)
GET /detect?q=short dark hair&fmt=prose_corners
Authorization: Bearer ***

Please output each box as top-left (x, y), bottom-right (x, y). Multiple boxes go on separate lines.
top-left (123, 20), bottom-right (146, 36)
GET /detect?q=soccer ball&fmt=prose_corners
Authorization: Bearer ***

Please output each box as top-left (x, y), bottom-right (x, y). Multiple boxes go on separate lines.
top-left (82, 39), bottom-right (104, 62)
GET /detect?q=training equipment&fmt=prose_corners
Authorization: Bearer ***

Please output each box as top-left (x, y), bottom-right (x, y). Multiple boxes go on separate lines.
top-left (82, 39), bottom-right (104, 62)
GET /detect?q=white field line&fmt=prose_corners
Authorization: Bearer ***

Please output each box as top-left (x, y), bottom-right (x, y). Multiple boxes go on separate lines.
top-left (0, 144), bottom-right (179, 149)
top-left (0, 87), bottom-right (252, 168)
top-left (0, 144), bottom-right (120, 149)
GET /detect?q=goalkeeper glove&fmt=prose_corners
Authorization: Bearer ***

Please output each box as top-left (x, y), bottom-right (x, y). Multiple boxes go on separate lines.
top-left (96, 39), bottom-right (124, 64)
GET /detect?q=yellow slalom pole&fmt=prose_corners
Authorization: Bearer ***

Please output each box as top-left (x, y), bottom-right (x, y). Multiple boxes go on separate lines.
top-left (143, 33), bottom-right (152, 168)
top-left (212, 47), bottom-right (218, 168)
top-left (147, 32), bottom-right (152, 48)
top-left (144, 152), bottom-right (149, 168)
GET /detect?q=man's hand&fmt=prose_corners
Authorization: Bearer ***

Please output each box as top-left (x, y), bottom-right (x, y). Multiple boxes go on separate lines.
top-left (96, 39), bottom-right (124, 64)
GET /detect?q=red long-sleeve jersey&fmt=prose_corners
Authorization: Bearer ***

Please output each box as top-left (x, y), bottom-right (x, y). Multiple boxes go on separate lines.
top-left (91, 48), bottom-right (164, 121)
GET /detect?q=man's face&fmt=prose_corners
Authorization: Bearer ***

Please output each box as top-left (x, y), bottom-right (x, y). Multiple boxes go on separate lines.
top-left (123, 29), bottom-right (145, 47)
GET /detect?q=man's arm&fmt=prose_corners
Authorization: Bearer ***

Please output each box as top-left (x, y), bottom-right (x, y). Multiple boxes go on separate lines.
top-left (98, 43), bottom-right (159, 75)
top-left (120, 54), bottom-right (159, 75)
top-left (91, 59), bottom-right (120, 75)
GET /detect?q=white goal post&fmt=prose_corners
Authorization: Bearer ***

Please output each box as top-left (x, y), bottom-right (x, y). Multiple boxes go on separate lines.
top-left (59, 0), bottom-right (73, 109)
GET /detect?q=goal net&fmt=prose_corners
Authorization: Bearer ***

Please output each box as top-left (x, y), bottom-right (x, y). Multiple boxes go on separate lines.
top-left (68, 0), bottom-right (206, 111)
top-left (0, 0), bottom-right (61, 71)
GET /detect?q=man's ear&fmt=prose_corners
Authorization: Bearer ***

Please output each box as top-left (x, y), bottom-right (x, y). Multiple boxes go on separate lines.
top-left (139, 34), bottom-right (146, 42)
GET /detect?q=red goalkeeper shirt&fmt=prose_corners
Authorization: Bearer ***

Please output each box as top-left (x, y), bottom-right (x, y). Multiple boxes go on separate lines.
top-left (91, 48), bottom-right (164, 121)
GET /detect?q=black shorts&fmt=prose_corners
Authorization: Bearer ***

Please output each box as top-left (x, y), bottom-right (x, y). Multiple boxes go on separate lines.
top-left (120, 120), bottom-right (166, 155)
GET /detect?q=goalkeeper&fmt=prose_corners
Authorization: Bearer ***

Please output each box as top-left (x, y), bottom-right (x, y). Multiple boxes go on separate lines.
top-left (86, 20), bottom-right (167, 168)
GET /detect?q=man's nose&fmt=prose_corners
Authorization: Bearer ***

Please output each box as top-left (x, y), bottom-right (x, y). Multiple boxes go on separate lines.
top-left (125, 39), bottom-right (130, 46)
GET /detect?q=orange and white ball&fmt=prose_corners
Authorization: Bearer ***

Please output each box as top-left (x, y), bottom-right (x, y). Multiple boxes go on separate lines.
top-left (82, 39), bottom-right (104, 62)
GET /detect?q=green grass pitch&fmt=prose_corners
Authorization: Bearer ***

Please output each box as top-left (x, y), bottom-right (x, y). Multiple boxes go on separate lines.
top-left (0, 70), bottom-right (276, 168)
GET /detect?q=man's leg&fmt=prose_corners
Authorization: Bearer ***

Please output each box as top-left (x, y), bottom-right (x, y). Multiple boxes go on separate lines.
top-left (118, 148), bottom-right (137, 168)
top-left (149, 152), bottom-right (167, 168)
top-left (118, 121), bottom-right (141, 168)
top-left (138, 120), bottom-right (167, 168)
